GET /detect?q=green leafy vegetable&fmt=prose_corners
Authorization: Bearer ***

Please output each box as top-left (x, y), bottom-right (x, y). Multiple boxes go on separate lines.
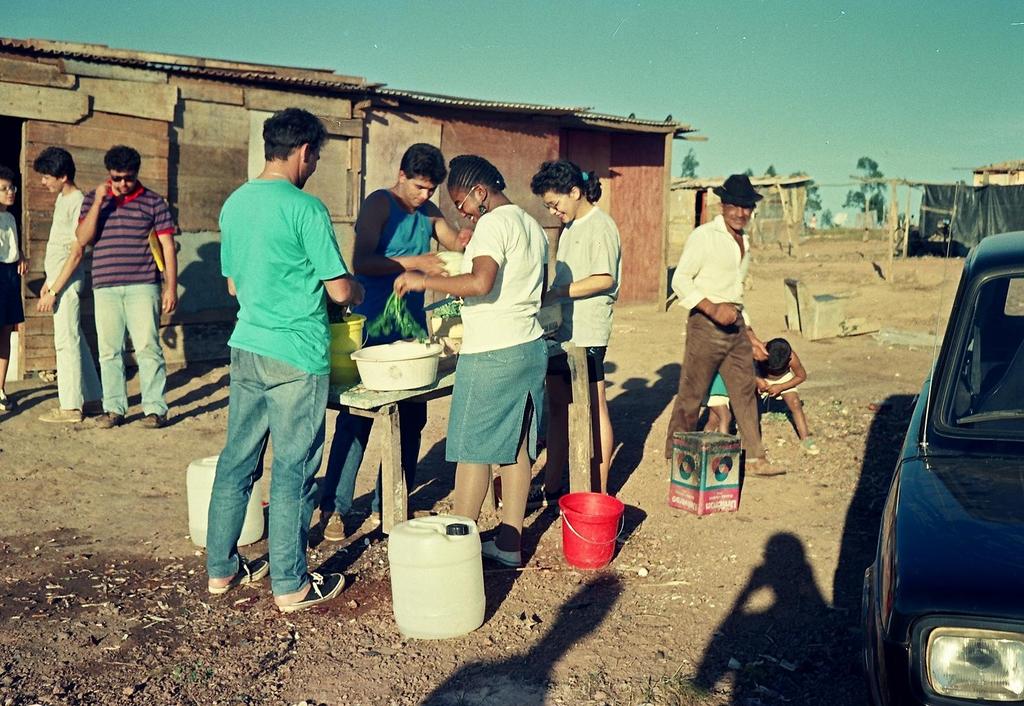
top-left (431, 298), bottom-right (463, 320)
top-left (366, 291), bottom-right (428, 341)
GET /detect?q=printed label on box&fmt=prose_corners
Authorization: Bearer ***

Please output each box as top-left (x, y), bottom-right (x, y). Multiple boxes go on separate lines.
top-left (668, 432), bottom-right (743, 516)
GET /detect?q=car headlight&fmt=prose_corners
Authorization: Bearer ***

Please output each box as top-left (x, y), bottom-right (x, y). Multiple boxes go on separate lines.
top-left (927, 627), bottom-right (1024, 700)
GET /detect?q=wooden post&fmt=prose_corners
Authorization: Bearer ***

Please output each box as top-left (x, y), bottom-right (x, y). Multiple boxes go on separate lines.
top-left (563, 342), bottom-right (593, 493)
top-left (377, 404), bottom-right (406, 534)
top-left (863, 189), bottom-right (870, 242)
top-left (902, 185), bottom-right (913, 257)
top-left (775, 183), bottom-right (795, 256)
top-left (888, 180), bottom-right (899, 282)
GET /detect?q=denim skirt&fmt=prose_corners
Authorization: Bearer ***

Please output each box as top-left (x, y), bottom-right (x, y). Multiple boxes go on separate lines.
top-left (446, 337), bottom-right (547, 465)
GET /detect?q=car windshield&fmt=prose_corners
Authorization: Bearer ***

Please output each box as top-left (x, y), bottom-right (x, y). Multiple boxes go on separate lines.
top-left (948, 274), bottom-right (1024, 433)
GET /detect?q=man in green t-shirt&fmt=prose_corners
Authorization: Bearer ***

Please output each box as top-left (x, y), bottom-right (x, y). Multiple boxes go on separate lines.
top-left (205, 108), bottom-right (364, 613)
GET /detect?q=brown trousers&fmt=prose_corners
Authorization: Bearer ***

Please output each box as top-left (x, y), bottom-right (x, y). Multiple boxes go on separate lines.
top-left (664, 311), bottom-right (765, 459)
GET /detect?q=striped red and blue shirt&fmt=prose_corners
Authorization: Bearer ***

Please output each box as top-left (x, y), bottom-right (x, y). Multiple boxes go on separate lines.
top-left (79, 184), bottom-right (175, 289)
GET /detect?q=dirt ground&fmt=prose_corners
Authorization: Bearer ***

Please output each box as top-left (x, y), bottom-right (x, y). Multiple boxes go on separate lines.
top-left (0, 235), bottom-right (963, 706)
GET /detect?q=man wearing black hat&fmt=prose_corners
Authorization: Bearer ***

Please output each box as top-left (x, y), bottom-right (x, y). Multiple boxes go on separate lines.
top-left (665, 174), bottom-right (768, 469)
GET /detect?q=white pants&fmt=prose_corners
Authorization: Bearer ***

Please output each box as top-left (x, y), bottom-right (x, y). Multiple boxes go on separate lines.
top-left (52, 280), bottom-right (102, 410)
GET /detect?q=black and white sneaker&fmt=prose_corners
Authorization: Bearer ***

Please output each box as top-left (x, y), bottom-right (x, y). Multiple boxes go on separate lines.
top-left (0, 390), bottom-right (14, 413)
top-left (277, 572), bottom-right (346, 613)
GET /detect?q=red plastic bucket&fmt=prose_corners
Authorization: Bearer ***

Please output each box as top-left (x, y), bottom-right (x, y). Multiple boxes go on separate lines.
top-left (559, 492), bottom-right (625, 570)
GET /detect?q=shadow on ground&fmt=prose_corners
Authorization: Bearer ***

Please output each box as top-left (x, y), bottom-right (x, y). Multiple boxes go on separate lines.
top-left (607, 362), bottom-right (680, 495)
top-left (422, 574), bottom-right (623, 706)
top-left (692, 394), bottom-right (915, 704)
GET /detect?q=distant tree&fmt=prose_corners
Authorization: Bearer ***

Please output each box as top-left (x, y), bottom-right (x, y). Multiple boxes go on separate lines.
top-left (843, 157), bottom-right (886, 224)
top-left (679, 148), bottom-right (699, 178)
top-left (821, 209), bottom-right (834, 228)
top-left (742, 168), bottom-right (755, 177)
top-left (765, 164), bottom-right (777, 177)
top-left (790, 171), bottom-right (821, 217)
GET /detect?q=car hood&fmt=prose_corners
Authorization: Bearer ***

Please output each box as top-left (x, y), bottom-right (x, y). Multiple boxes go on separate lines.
top-left (889, 454), bottom-right (1024, 637)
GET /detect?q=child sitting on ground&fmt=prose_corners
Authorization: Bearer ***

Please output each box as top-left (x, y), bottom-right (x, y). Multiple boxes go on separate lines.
top-left (757, 338), bottom-right (819, 455)
top-left (702, 372), bottom-right (732, 434)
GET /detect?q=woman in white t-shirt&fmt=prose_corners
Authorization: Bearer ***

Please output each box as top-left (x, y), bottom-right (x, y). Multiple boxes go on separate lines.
top-left (530, 159), bottom-right (622, 499)
top-left (395, 155), bottom-right (547, 568)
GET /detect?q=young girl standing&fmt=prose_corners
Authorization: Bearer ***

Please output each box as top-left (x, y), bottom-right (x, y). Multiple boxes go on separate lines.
top-left (530, 159), bottom-right (622, 499)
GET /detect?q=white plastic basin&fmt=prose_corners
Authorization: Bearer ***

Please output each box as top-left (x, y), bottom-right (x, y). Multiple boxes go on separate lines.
top-left (350, 341), bottom-right (443, 391)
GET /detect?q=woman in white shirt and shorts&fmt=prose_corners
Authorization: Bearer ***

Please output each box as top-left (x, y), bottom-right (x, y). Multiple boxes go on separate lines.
top-left (530, 160), bottom-right (622, 499)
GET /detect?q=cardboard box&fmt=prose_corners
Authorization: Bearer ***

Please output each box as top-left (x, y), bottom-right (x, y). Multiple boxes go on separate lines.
top-left (669, 432), bottom-right (742, 515)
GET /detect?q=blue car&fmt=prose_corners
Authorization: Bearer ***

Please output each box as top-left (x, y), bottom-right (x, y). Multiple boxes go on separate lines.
top-left (863, 232), bottom-right (1024, 704)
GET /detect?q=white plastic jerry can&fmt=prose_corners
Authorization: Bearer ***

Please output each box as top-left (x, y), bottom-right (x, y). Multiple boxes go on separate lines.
top-left (186, 456), bottom-right (265, 548)
top-left (387, 515), bottom-right (485, 639)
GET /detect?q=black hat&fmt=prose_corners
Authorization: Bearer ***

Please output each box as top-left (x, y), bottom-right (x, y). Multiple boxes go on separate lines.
top-left (713, 174), bottom-right (763, 208)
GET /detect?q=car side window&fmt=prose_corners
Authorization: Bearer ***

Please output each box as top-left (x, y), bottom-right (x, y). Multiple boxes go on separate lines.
top-left (949, 275), bottom-right (1024, 429)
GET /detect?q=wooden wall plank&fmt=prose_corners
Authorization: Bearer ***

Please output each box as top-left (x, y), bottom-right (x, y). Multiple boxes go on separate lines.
top-left (78, 111), bottom-right (171, 139)
top-left (26, 118), bottom-right (169, 158)
top-left (63, 59), bottom-right (167, 84)
top-left (322, 117), bottom-right (362, 138)
top-left (245, 87), bottom-right (351, 118)
top-left (0, 56), bottom-right (75, 89)
top-left (438, 114), bottom-right (559, 227)
top-left (178, 100), bottom-right (249, 147)
top-left (175, 101), bottom-right (249, 230)
top-left (304, 136), bottom-right (351, 218)
top-left (364, 110), bottom-right (442, 194)
top-left (79, 77), bottom-right (179, 122)
top-left (609, 133), bottom-right (666, 303)
top-left (0, 81), bottom-right (88, 122)
top-left (170, 76), bottom-right (245, 105)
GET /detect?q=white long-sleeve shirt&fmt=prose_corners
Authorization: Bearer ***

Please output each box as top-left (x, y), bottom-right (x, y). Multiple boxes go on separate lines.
top-left (671, 214), bottom-right (750, 312)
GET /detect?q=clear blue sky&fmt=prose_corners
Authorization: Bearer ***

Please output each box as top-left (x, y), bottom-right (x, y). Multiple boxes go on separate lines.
top-left (6, 0), bottom-right (1023, 215)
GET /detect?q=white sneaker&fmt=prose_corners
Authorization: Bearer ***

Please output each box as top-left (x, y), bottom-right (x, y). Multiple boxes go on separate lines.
top-left (39, 407), bottom-right (84, 424)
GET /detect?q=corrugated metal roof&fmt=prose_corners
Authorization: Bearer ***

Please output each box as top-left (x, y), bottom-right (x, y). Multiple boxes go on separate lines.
top-left (0, 36), bottom-right (695, 135)
top-left (974, 160), bottom-right (1024, 173)
top-left (673, 175), bottom-right (812, 189)
top-left (0, 37), bottom-right (371, 90)
top-left (377, 88), bottom-right (694, 134)
top-left (375, 88), bottom-right (586, 115)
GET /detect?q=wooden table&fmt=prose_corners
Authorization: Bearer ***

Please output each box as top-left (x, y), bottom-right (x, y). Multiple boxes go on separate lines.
top-left (326, 342), bottom-right (592, 534)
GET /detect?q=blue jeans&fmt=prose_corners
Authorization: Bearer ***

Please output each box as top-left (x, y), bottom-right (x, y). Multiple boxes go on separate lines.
top-left (206, 348), bottom-right (328, 596)
top-left (52, 280), bottom-right (102, 410)
top-left (93, 284), bottom-right (167, 416)
top-left (320, 401), bottom-right (427, 516)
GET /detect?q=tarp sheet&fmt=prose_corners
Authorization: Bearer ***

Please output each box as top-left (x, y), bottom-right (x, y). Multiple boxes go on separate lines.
top-left (920, 184), bottom-right (1024, 252)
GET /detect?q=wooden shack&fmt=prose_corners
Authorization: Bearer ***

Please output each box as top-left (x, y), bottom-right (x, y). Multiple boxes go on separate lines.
top-left (668, 175), bottom-right (812, 265)
top-left (0, 36), bottom-right (695, 379)
top-left (973, 160), bottom-right (1024, 187)
top-left (362, 91), bottom-right (693, 304)
top-left (0, 37), bottom-right (369, 378)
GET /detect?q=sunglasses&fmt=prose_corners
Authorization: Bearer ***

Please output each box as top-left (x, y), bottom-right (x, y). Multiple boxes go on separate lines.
top-left (109, 174), bottom-right (137, 183)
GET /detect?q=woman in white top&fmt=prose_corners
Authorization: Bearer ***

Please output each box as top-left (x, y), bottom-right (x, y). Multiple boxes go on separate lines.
top-left (395, 155), bottom-right (548, 567)
top-left (530, 159), bottom-right (622, 498)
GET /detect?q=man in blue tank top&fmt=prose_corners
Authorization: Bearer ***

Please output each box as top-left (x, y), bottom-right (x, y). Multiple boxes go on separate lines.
top-left (319, 144), bottom-right (469, 541)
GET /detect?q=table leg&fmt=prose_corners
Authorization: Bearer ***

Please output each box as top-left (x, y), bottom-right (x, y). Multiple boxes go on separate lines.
top-left (377, 403), bottom-right (406, 534)
top-left (564, 343), bottom-right (593, 493)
